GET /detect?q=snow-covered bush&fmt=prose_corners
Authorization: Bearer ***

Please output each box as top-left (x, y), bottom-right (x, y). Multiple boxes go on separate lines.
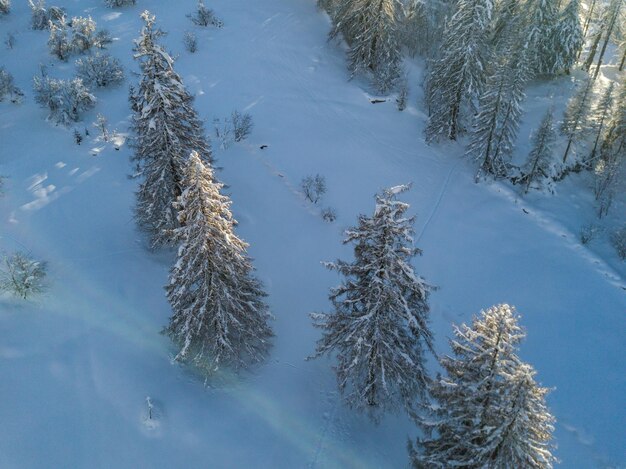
top-left (33, 75), bottom-right (96, 126)
top-left (104, 0), bottom-right (136, 7)
top-left (0, 252), bottom-right (48, 299)
top-left (0, 0), bottom-right (10, 15)
top-left (76, 52), bottom-right (124, 87)
top-left (183, 31), bottom-right (197, 53)
top-left (611, 226), bottom-right (626, 260)
top-left (5, 32), bottom-right (15, 49)
top-left (0, 67), bottom-right (23, 103)
top-left (48, 21), bottom-right (70, 60)
top-left (232, 110), bottom-right (253, 142)
top-left (213, 111), bottom-right (252, 148)
top-left (301, 174), bottom-right (326, 204)
top-left (579, 223), bottom-right (601, 245)
top-left (396, 75), bottom-right (408, 111)
top-left (187, 0), bottom-right (223, 27)
top-left (93, 29), bottom-right (112, 49)
top-left (29, 0), bottom-right (65, 30)
top-left (322, 207), bottom-right (336, 222)
top-left (70, 16), bottom-right (97, 53)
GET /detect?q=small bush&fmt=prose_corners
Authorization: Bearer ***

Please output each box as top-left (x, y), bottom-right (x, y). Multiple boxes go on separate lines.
top-left (73, 128), bottom-right (83, 145)
top-left (4, 32), bottom-right (15, 49)
top-left (188, 0), bottom-right (223, 27)
top-left (0, 0), bottom-right (10, 15)
top-left (611, 226), bottom-right (626, 260)
top-left (322, 207), bottom-right (336, 222)
top-left (76, 52), bottom-right (124, 87)
top-left (0, 68), bottom-right (23, 103)
top-left (396, 75), bottom-right (408, 111)
top-left (183, 31), bottom-right (197, 53)
top-left (579, 223), bottom-right (601, 245)
top-left (93, 113), bottom-right (110, 141)
top-left (48, 21), bottom-right (71, 61)
top-left (104, 0), bottom-right (135, 7)
top-left (93, 29), bottom-right (113, 49)
top-left (70, 16), bottom-right (97, 53)
top-left (33, 75), bottom-right (96, 126)
top-left (301, 174), bottom-right (326, 204)
top-left (0, 252), bottom-right (48, 299)
top-left (232, 110), bottom-right (253, 142)
top-left (213, 111), bottom-right (253, 148)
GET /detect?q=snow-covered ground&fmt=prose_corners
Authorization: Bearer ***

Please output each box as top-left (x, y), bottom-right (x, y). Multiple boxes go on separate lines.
top-left (1, 0), bottom-right (624, 467)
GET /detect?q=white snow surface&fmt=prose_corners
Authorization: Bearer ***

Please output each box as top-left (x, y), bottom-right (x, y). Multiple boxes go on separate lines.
top-left (0, 1), bottom-right (624, 468)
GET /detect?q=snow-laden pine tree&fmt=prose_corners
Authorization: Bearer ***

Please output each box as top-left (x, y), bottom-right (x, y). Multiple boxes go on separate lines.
top-left (425, 0), bottom-right (493, 141)
top-left (410, 304), bottom-right (556, 469)
top-left (310, 185), bottom-right (434, 420)
top-left (591, 0), bottom-right (623, 79)
top-left (330, 0), bottom-right (402, 92)
top-left (561, 76), bottom-right (595, 165)
top-left (594, 84), bottom-right (625, 217)
top-left (165, 152), bottom-right (273, 375)
top-left (524, 0), bottom-right (559, 76)
top-left (466, 45), bottom-right (530, 180)
top-left (490, 0), bottom-right (521, 50)
top-left (132, 11), bottom-right (212, 247)
top-left (587, 81), bottom-right (615, 164)
top-left (552, 0), bottom-right (584, 74)
top-left (521, 108), bottom-right (557, 193)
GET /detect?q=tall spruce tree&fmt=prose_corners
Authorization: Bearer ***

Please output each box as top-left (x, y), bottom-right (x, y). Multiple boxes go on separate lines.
top-left (553, 0), bottom-right (584, 74)
top-left (591, 0), bottom-right (623, 79)
top-left (132, 11), bottom-right (212, 247)
top-left (466, 46), bottom-right (529, 180)
top-left (310, 185), bottom-right (434, 420)
top-left (330, 0), bottom-right (402, 92)
top-left (587, 82), bottom-right (615, 164)
top-left (594, 84), bottom-right (626, 217)
top-left (524, 0), bottom-right (559, 76)
top-left (410, 304), bottom-right (556, 469)
top-left (165, 152), bottom-right (273, 375)
top-left (424, 0), bottom-right (493, 141)
top-left (521, 108), bottom-right (557, 193)
top-left (561, 76), bottom-right (595, 165)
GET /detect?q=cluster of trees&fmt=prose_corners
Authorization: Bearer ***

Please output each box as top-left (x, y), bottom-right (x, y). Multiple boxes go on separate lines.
top-left (306, 186), bottom-right (556, 465)
top-left (24, 2), bottom-right (124, 125)
top-left (46, 13), bottom-right (112, 61)
top-left (319, 0), bottom-right (625, 258)
top-left (130, 11), bottom-right (272, 376)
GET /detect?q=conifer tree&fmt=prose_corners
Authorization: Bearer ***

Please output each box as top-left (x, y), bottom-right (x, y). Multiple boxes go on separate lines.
top-left (553, 0), bottom-right (584, 74)
top-left (587, 82), bottom-right (615, 164)
top-left (594, 84), bottom-right (626, 217)
top-left (425, 0), bottom-right (493, 141)
top-left (561, 76), bottom-right (594, 165)
top-left (410, 304), bottom-right (556, 469)
top-left (521, 108), bottom-right (557, 193)
top-left (591, 0), bottom-right (623, 79)
top-left (165, 152), bottom-right (273, 375)
top-left (131, 11), bottom-right (212, 247)
top-left (490, 0), bottom-right (520, 50)
top-left (330, 0), bottom-right (402, 92)
top-left (524, 0), bottom-right (559, 75)
top-left (310, 185), bottom-right (434, 420)
top-left (466, 46), bottom-right (529, 180)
